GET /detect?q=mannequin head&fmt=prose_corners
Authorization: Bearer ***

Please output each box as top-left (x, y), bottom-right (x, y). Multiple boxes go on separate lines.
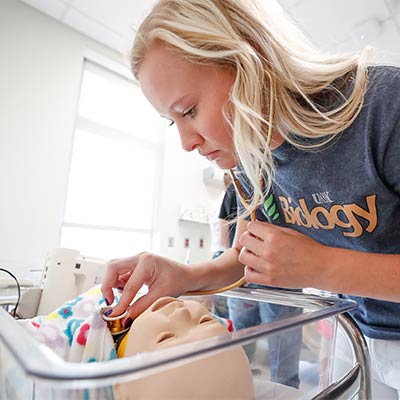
top-left (113, 297), bottom-right (254, 400)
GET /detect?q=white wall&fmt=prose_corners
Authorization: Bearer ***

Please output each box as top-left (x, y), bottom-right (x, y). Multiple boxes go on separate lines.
top-left (157, 130), bottom-right (223, 264)
top-left (0, 0), bottom-right (221, 282)
top-left (0, 0), bottom-right (87, 279)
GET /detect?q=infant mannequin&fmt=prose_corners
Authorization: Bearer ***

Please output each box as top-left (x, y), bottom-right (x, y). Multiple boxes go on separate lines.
top-left (113, 297), bottom-right (254, 400)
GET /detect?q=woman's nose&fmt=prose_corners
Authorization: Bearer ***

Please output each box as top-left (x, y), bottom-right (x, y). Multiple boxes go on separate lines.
top-left (178, 126), bottom-right (203, 152)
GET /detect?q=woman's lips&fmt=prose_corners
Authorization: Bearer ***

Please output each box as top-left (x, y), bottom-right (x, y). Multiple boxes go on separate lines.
top-left (205, 150), bottom-right (219, 161)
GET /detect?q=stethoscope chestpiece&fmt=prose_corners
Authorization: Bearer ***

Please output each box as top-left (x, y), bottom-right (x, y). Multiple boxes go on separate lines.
top-left (100, 307), bottom-right (130, 337)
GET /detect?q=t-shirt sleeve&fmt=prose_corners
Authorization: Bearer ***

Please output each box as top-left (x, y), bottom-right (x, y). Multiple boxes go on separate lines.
top-left (218, 191), bottom-right (230, 220)
top-left (382, 116), bottom-right (400, 196)
top-left (218, 184), bottom-right (238, 220)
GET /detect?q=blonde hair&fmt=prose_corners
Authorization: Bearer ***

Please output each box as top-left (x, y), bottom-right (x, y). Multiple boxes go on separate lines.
top-left (131, 0), bottom-right (369, 217)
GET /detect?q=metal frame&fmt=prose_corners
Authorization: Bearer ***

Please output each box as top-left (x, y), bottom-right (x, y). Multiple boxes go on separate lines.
top-left (311, 313), bottom-right (371, 399)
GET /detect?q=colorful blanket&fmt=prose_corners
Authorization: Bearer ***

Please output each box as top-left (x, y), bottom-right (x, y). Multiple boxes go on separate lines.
top-left (18, 285), bottom-right (117, 363)
top-left (13, 285), bottom-right (117, 399)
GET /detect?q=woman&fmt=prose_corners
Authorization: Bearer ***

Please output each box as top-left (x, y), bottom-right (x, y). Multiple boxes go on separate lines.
top-left (102, 0), bottom-right (400, 396)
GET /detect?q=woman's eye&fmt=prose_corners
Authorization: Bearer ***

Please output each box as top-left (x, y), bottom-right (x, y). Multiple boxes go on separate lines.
top-left (157, 332), bottom-right (175, 343)
top-left (182, 106), bottom-right (196, 119)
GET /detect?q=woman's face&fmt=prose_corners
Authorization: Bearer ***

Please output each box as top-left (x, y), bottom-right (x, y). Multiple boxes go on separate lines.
top-left (126, 297), bottom-right (227, 353)
top-left (139, 43), bottom-right (238, 169)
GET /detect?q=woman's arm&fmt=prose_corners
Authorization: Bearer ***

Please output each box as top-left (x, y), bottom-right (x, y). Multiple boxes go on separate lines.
top-left (318, 246), bottom-right (400, 301)
top-left (101, 219), bottom-right (248, 319)
top-left (240, 220), bottom-right (400, 302)
top-left (185, 218), bottom-right (248, 291)
top-left (219, 218), bottom-right (230, 249)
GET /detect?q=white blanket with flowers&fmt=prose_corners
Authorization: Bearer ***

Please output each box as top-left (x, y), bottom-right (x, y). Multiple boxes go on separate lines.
top-left (14, 285), bottom-right (118, 399)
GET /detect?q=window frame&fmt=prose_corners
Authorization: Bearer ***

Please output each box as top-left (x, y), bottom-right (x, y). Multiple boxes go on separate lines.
top-left (59, 53), bottom-right (164, 258)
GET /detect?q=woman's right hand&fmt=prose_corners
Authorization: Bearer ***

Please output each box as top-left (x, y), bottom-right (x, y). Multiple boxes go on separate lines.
top-left (101, 252), bottom-right (191, 320)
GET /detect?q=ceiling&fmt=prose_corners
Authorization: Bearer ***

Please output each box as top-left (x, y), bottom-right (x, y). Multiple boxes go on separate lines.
top-left (18, 0), bottom-right (400, 62)
top-left (18, 0), bottom-right (159, 53)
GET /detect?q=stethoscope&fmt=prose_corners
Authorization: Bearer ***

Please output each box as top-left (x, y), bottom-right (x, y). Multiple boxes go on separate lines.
top-left (185, 168), bottom-right (261, 295)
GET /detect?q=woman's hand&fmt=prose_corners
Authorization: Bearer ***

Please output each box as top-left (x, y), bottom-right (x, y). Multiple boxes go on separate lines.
top-left (101, 252), bottom-right (190, 320)
top-left (239, 221), bottom-right (327, 289)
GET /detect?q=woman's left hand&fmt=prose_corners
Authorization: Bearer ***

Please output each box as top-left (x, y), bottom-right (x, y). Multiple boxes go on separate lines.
top-left (238, 220), bottom-right (327, 289)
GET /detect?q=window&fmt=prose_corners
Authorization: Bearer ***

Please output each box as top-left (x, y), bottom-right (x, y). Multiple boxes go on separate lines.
top-left (60, 60), bottom-right (163, 260)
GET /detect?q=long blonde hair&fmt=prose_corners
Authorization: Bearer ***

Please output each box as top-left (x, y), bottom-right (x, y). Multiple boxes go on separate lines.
top-left (131, 0), bottom-right (369, 217)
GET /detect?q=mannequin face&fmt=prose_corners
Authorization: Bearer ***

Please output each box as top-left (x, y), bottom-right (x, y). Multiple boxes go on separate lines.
top-left (113, 297), bottom-right (255, 400)
top-left (125, 297), bottom-right (228, 353)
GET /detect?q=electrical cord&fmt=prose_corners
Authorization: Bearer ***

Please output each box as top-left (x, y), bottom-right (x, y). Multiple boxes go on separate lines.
top-left (0, 268), bottom-right (21, 318)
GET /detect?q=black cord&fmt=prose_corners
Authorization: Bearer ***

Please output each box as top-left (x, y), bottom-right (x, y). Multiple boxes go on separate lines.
top-left (0, 268), bottom-right (21, 318)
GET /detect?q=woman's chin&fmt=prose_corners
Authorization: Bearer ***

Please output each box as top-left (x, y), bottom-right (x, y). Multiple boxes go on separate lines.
top-left (214, 157), bottom-right (237, 170)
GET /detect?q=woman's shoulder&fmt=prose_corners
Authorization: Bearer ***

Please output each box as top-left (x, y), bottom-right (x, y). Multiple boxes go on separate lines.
top-left (362, 65), bottom-right (400, 124)
top-left (368, 64), bottom-right (400, 76)
top-left (350, 65), bottom-right (400, 156)
top-left (367, 65), bottom-right (400, 96)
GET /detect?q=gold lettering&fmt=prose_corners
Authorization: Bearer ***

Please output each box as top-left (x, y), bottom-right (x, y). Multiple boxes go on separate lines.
top-left (342, 194), bottom-right (377, 237)
top-left (338, 208), bottom-right (364, 237)
top-left (277, 194), bottom-right (378, 238)
top-left (279, 197), bottom-right (296, 224)
top-left (311, 207), bottom-right (335, 229)
top-left (330, 205), bottom-right (353, 229)
top-left (297, 199), bottom-right (315, 228)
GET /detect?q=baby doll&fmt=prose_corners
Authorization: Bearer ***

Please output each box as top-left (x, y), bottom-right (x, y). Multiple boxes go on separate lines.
top-left (114, 296), bottom-right (254, 400)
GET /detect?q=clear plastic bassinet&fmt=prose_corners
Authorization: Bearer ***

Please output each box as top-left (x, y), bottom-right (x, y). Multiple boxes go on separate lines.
top-left (0, 287), bottom-right (370, 400)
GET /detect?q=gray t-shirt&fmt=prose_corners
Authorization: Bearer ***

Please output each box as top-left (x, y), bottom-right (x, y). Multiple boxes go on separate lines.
top-left (237, 65), bottom-right (400, 339)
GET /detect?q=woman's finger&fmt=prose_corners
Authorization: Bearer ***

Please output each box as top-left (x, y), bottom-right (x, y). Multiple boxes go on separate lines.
top-left (239, 246), bottom-right (263, 272)
top-left (109, 263), bottom-right (148, 317)
top-left (115, 272), bottom-right (132, 290)
top-left (125, 288), bottom-right (164, 321)
top-left (239, 230), bottom-right (265, 258)
top-left (244, 265), bottom-right (265, 283)
top-left (101, 255), bottom-right (142, 305)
